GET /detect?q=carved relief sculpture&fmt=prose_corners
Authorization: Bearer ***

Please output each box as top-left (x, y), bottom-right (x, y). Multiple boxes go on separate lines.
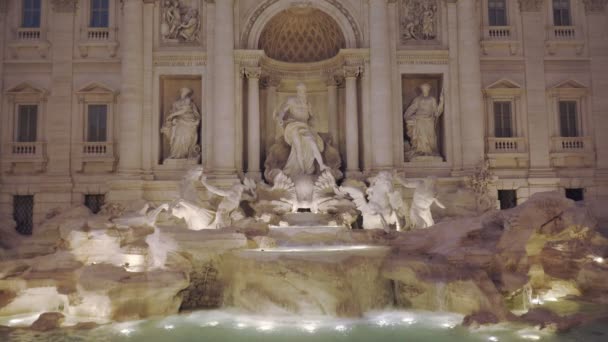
top-left (399, 0), bottom-right (438, 43)
top-left (161, 87), bottom-right (201, 160)
top-left (403, 83), bottom-right (444, 160)
top-left (161, 0), bottom-right (200, 43)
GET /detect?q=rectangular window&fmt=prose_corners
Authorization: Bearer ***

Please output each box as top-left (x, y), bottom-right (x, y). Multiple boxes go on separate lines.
top-left (565, 188), bottom-right (584, 201)
top-left (553, 0), bottom-right (571, 26)
top-left (17, 105), bottom-right (38, 142)
top-left (87, 104), bottom-right (108, 142)
top-left (90, 0), bottom-right (110, 28)
top-left (498, 190), bottom-right (517, 210)
top-left (559, 101), bottom-right (578, 137)
top-left (22, 0), bottom-right (41, 28)
top-left (488, 0), bottom-right (507, 26)
top-left (493, 101), bottom-right (513, 137)
top-left (13, 195), bottom-right (34, 235)
top-left (84, 194), bottom-right (105, 214)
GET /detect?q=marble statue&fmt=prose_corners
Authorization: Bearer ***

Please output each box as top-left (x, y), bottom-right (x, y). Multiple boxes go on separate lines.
top-left (161, 1), bottom-right (200, 42)
top-left (171, 200), bottom-right (215, 230)
top-left (396, 176), bottom-right (445, 229)
top-left (112, 203), bottom-right (170, 229)
top-left (273, 83), bottom-right (330, 178)
top-left (200, 175), bottom-right (257, 228)
top-left (403, 83), bottom-right (444, 159)
top-left (399, 0), bottom-right (438, 43)
top-left (466, 159), bottom-right (497, 213)
top-left (161, 87), bottom-right (200, 160)
top-left (340, 172), bottom-right (407, 231)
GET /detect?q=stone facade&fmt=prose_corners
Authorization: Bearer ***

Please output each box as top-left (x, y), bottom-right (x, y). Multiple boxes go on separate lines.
top-left (0, 0), bottom-right (607, 228)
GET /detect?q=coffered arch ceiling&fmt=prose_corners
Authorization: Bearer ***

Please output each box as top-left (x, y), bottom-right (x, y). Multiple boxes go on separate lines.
top-left (258, 8), bottom-right (346, 63)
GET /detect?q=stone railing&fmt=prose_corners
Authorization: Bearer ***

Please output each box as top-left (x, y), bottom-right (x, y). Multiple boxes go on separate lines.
top-left (7, 141), bottom-right (46, 158)
top-left (548, 26), bottom-right (576, 40)
top-left (484, 26), bottom-right (513, 40)
top-left (551, 136), bottom-right (593, 153)
top-left (487, 137), bottom-right (526, 153)
top-left (82, 142), bottom-right (114, 157)
top-left (16, 28), bottom-right (42, 41)
top-left (87, 27), bottom-right (110, 41)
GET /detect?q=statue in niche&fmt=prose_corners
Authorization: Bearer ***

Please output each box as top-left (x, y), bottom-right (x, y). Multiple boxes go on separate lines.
top-left (400, 0), bottom-right (438, 43)
top-left (403, 83), bottom-right (444, 160)
top-left (161, 87), bottom-right (201, 160)
top-left (264, 83), bottom-right (343, 182)
top-left (396, 176), bottom-right (445, 229)
top-left (161, 0), bottom-right (200, 42)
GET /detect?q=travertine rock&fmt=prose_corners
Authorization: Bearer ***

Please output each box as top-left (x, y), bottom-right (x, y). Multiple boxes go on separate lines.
top-left (30, 312), bottom-right (65, 331)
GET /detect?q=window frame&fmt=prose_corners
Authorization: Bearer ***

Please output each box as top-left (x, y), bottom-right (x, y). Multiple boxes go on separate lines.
top-left (552, 0), bottom-right (572, 27)
top-left (4, 83), bottom-right (47, 145)
top-left (548, 81), bottom-right (589, 139)
top-left (493, 101), bottom-right (514, 138)
top-left (558, 100), bottom-right (579, 137)
top-left (21, 0), bottom-right (42, 28)
top-left (488, 0), bottom-right (508, 27)
top-left (85, 103), bottom-right (109, 142)
top-left (15, 104), bottom-right (39, 142)
top-left (89, 0), bottom-right (110, 28)
top-left (76, 83), bottom-right (118, 147)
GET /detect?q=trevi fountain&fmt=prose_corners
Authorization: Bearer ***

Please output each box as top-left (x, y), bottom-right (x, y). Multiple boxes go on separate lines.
top-left (1, 0), bottom-right (608, 341)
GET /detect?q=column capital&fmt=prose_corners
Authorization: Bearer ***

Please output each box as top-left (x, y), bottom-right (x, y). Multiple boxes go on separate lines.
top-left (343, 65), bottom-right (361, 79)
top-left (325, 73), bottom-right (341, 87)
top-left (51, 0), bottom-right (78, 13)
top-left (518, 0), bottom-right (543, 12)
top-left (243, 67), bottom-right (262, 79)
top-left (582, 0), bottom-right (607, 13)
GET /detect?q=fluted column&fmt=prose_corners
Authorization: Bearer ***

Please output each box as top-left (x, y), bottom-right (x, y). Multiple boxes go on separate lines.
top-left (326, 75), bottom-right (339, 147)
top-left (212, 0), bottom-right (236, 174)
top-left (265, 76), bottom-right (281, 143)
top-left (344, 66), bottom-right (361, 174)
top-left (369, 0), bottom-right (393, 170)
top-left (245, 67), bottom-right (262, 179)
top-left (457, 0), bottom-right (485, 169)
top-left (118, 0), bottom-right (144, 175)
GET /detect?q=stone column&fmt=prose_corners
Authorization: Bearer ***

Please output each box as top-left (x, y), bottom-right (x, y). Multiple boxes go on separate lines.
top-left (369, 0), bottom-right (394, 170)
top-left (326, 74), bottom-right (339, 148)
top-left (343, 66), bottom-right (361, 174)
top-left (457, 0), bottom-right (485, 169)
top-left (265, 76), bottom-right (281, 144)
top-left (118, 0), bottom-right (144, 175)
top-left (584, 0), bottom-right (608, 197)
top-left (211, 0), bottom-right (236, 175)
top-left (245, 67), bottom-right (262, 179)
top-left (518, 0), bottom-right (553, 177)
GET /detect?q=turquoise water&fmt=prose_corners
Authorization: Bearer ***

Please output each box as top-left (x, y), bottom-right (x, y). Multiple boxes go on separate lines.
top-left (1, 310), bottom-right (607, 342)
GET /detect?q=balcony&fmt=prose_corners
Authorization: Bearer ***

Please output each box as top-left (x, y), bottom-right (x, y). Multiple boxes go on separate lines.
top-left (78, 142), bottom-right (116, 173)
top-left (550, 136), bottom-right (594, 168)
top-left (545, 26), bottom-right (584, 56)
top-left (78, 27), bottom-right (118, 58)
top-left (481, 26), bottom-right (519, 56)
top-left (87, 27), bottom-right (110, 41)
top-left (485, 26), bottom-right (512, 40)
top-left (16, 28), bottom-right (42, 41)
top-left (486, 137), bottom-right (529, 168)
top-left (2, 142), bottom-right (47, 173)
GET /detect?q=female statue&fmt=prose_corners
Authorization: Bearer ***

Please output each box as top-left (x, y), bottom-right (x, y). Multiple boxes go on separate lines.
top-left (161, 87), bottom-right (200, 160)
top-left (403, 83), bottom-right (444, 158)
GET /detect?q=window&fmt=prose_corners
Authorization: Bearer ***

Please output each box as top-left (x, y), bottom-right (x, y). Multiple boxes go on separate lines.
top-left (84, 194), bottom-right (105, 214)
top-left (553, 0), bottom-right (571, 26)
top-left (498, 190), bottom-right (517, 209)
top-left (488, 0), bottom-right (507, 26)
top-left (22, 0), bottom-right (41, 28)
top-left (87, 104), bottom-right (108, 142)
top-left (90, 0), bottom-right (110, 28)
top-left (17, 105), bottom-right (38, 142)
top-left (493, 101), bottom-right (513, 137)
top-left (14, 195), bottom-right (34, 235)
top-left (559, 101), bottom-right (578, 137)
top-left (565, 188), bottom-right (584, 201)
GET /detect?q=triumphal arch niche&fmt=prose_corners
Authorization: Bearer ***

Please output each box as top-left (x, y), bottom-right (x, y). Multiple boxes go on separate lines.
top-left (237, 1), bottom-right (367, 182)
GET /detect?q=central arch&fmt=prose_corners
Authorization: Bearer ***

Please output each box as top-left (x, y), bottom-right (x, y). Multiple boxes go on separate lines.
top-left (241, 0), bottom-right (361, 50)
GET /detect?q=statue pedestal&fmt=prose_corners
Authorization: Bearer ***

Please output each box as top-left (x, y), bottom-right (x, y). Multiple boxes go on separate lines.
top-left (408, 155), bottom-right (443, 163)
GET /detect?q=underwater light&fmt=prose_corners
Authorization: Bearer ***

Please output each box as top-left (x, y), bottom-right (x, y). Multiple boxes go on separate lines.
top-left (301, 323), bottom-right (317, 333)
top-left (375, 319), bottom-right (390, 327)
top-left (520, 334), bottom-right (541, 340)
top-left (203, 321), bottom-right (219, 327)
top-left (120, 328), bottom-right (134, 336)
top-left (593, 256), bottom-right (604, 264)
top-left (164, 324), bottom-right (175, 330)
top-left (441, 322), bottom-right (456, 329)
top-left (401, 317), bottom-right (415, 324)
top-left (257, 322), bottom-right (275, 331)
top-left (236, 322), bottom-right (247, 329)
top-left (335, 324), bottom-right (347, 332)
top-left (488, 337), bottom-right (498, 342)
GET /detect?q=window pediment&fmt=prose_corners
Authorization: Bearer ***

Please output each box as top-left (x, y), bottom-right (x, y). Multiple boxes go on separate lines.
top-left (6, 82), bottom-right (48, 101)
top-left (76, 82), bottom-right (118, 102)
top-left (484, 78), bottom-right (522, 97)
top-left (548, 79), bottom-right (587, 96)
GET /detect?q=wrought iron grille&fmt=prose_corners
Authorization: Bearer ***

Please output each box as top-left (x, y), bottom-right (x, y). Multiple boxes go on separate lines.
top-left (84, 194), bottom-right (105, 214)
top-left (13, 195), bottom-right (34, 235)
